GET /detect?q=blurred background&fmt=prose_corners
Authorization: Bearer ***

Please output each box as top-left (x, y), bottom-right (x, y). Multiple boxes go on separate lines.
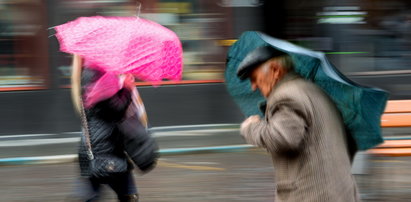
top-left (0, 0), bottom-right (410, 201)
top-left (0, 0), bottom-right (410, 131)
top-left (1, 0), bottom-right (410, 91)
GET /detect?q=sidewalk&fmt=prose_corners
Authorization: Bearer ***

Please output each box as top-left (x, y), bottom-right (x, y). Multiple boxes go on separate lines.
top-left (0, 124), bottom-right (254, 165)
top-left (0, 151), bottom-right (277, 201)
top-left (1, 124), bottom-right (411, 201)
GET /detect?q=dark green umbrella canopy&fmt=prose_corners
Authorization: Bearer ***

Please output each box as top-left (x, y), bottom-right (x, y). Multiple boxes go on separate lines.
top-left (225, 31), bottom-right (389, 151)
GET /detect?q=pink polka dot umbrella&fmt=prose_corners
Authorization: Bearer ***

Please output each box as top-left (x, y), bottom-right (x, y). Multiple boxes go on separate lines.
top-left (54, 16), bottom-right (183, 107)
top-left (55, 15), bottom-right (183, 81)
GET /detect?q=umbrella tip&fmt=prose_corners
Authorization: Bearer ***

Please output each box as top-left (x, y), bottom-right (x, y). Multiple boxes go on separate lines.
top-left (135, 1), bottom-right (142, 18)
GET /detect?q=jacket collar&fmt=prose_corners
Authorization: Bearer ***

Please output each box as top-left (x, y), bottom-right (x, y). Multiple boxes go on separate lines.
top-left (267, 71), bottom-right (301, 100)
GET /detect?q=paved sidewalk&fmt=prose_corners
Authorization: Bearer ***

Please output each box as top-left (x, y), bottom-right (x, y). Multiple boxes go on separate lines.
top-left (0, 151), bottom-right (276, 202)
top-left (0, 125), bottom-right (411, 201)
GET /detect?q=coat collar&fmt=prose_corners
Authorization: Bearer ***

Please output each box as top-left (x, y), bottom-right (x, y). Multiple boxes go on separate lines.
top-left (267, 71), bottom-right (301, 100)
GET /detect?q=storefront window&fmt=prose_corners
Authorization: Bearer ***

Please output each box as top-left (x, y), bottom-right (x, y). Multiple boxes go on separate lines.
top-left (0, 0), bottom-right (48, 89)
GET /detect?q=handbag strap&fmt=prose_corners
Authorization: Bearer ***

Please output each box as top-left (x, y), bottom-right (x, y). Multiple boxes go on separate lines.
top-left (79, 92), bottom-right (94, 160)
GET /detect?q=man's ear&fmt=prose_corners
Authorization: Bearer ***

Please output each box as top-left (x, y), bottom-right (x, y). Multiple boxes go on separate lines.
top-left (269, 61), bottom-right (280, 77)
top-left (273, 68), bottom-right (281, 80)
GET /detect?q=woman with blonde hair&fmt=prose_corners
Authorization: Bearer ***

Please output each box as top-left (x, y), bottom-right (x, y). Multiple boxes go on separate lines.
top-left (54, 13), bottom-right (181, 201)
top-left (71, 54), bottom-right (157, 202)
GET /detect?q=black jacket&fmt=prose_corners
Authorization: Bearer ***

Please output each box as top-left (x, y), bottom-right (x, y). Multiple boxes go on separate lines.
top-left (78, 68), bottom-right (158, 177)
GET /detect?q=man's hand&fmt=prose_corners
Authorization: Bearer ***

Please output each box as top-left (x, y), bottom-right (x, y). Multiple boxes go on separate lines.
top-left (240, 115), bottom-right (261, 131)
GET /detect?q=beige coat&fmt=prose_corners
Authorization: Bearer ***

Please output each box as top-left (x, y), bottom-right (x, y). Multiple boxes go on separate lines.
top-left (241, 72), bottom-right (360, 202)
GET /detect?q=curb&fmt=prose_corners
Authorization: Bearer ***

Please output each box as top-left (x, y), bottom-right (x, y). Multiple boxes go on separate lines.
top-left (0, 154), bottom-right (77, 166)
top-left (0, 144), bottom-right (255, 166)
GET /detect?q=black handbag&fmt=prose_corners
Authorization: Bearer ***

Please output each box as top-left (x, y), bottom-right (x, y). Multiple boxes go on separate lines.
top-left (79, 96), bottom-right (128, 179)
top-left (89, 154), bottom-right (128, 179)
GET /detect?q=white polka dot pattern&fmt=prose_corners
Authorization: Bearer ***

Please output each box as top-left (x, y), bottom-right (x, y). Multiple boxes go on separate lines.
top-left (55, 16), bottom-right (183, 82)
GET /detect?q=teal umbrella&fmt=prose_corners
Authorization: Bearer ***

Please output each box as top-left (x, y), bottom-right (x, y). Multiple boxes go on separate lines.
top-left (225, 31), bottom-right (389, 151)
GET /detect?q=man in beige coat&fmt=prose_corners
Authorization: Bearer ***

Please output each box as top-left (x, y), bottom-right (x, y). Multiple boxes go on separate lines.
top-left (237, 46), bottom-right (360, 202)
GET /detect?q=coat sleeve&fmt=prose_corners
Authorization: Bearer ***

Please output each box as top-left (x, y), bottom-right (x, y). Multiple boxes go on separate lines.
top-left (117, 113), bottom-right (159, 173)
top-left (240, 98), bottom-right (310, 153)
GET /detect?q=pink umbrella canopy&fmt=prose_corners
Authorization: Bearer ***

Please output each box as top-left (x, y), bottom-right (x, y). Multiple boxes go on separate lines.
top-left (55, 16), bottom-right (183, 81)
top-left (54, 16), bottom-right (183, 107)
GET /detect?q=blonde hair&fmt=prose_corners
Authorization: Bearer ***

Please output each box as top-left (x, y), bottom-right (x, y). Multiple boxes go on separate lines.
top-left (71, 54), bottom-right (82, 114)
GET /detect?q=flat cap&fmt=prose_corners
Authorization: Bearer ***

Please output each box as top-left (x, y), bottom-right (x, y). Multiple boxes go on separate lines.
top-left (237, 46), bottom-right (286, 80)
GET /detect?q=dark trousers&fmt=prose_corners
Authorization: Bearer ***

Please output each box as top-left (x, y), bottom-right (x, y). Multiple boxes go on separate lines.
top-left (77, 171), bottom-right (137, 201)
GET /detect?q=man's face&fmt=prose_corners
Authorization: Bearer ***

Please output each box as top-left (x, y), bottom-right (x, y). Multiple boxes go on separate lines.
top-left (249, 60), bottom-right (284, 97)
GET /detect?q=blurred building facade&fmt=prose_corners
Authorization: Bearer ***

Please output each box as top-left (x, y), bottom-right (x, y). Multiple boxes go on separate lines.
top-left (0, 0), bottom-right (410, 134)
top-left (0, 0), bottom-right (410, 86)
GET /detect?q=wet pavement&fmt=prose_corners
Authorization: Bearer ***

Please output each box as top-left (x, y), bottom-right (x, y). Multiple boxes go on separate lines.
top-left (0, 150), bottom-right (276, 201)
top-left (0, 126), bottom-right (411, 201)
top-left (1, 151), bottom-right (411, 201)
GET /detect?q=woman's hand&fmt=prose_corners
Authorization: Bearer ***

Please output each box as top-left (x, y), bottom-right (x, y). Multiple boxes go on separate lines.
top-left (119, 74), bottom-right (135, 90)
